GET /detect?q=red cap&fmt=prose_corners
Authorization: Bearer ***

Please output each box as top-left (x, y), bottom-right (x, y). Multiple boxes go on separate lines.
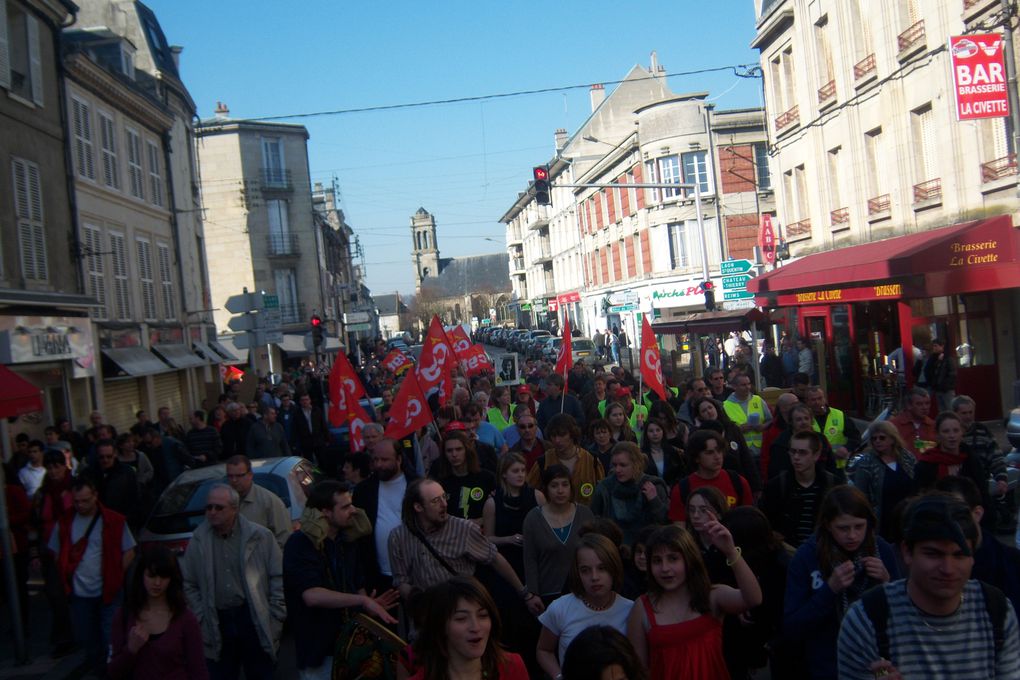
top-left (444, 421), bottom-right (469, 432)
top-left (517, 385), bottom-right (532, 396)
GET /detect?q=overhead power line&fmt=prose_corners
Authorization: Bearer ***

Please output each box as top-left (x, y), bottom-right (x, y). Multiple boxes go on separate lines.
top-left (247, 64), bottom-right (761, 122)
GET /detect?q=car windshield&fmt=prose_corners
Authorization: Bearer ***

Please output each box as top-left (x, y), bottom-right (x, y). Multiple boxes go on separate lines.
top-left (147, 472), bottom-right (292, 535)
top-left (573, 339), bottom-right (596, 351)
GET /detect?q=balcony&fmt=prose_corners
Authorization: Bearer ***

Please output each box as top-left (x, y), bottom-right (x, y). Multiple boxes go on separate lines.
top-left (527, 206), bottom-right (550, 231)
top-left (507, 228), bottom-right (524, 246)
top-left (511, 258), bottom-right (526, 275)
top-left (279, 302), bottom-right (306, 326)
top-left (260, 167), bottom-right (293, 191)
top-left (533, 246), bottom-right (553, 265)
top-left (775, 105), bottom-right (800, 134)
top-left (854, 53), bottom-right (877, 87)
top-left (913, 178), bottom-right (942, 205)
top-left (817, 80), bottom-right (837, 109)
top-left (980, 154), bottom-right (1017, 183)
top-left (267, 233), bottom-right (300, 257)
top-left (867, 194), bottom-right (891, 215)
top-left (897, 20), bottom-right (926, 61)
top-left (830, 207), bottom-right (850, 227)
top-left (786, 218), bottom-right (812, 239)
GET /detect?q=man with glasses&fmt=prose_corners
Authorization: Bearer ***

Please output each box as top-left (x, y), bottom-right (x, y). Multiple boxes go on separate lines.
top-left (181, 484), bottom-right (285, 680)
top-left (81, 438), bottom-right (139, 522)
top-left (226, 454), bottom-right (291, 550)
top-left (388, 479), bottom-right (543, 616)
top-left (723, 373), bottom-right (772, 457)
top-left (760, 431), bottom-right (836, 548)
top-left (510, 412), bottom-right (545, 471)
top-left (708, 368), bottom-right (733, 401)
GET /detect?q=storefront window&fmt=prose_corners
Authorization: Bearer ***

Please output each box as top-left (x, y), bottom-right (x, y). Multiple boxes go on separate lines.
top-left (957, 316), bottom-right (994, 367)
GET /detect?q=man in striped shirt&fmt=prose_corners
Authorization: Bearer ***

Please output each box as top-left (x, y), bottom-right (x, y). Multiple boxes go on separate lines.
top-left (838, 494), bottom-right (1020, 678)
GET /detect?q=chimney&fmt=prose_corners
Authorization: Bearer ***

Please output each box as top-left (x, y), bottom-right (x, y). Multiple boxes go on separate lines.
top-left (590, 84), bottom-right (605, 112)
top-left (170, 45), bottom-right (183, 70)
top-left (214, 101), bottom-right (229, 118)
top-left (554, 128), bottom-right (568, 152)
top-left (650, 51), bottom-right (659, 76)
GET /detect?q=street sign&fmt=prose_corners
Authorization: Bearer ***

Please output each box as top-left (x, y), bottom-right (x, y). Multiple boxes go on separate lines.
top-left (720, 259), bottom-right (753, 275)
top-left (344, 311), bottom-right (371, 324)
top-left (227, 314), bottom-right (256, 332)
top-left (723, 290), bottom-right (755, 301)
top-left (262, 294), bottom-right (279, 309)
top-left (232, 329), bottom-right (284, 349)
top-left (225, 292), bottom-right (255, 314)
top-left (608, 303), bottom-right (638, 313)
top-left (609, 291), bottom-right (639, 306)
top-left (723, 299), bottom-right (756, 311)
top-left (265, 329), bottom-right (283, 344)
top-left (347, 322), bottom-right (373, 332)
top-left (721, 274), bottom-right (753, 290)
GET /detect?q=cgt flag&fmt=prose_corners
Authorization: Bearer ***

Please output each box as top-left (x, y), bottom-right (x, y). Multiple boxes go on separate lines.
top-left (327, 351), bottom-right (368, 427)
top-left (447, 325), bottom-right (472, 359)
top-left (382, 349), bottom-right (412, 375)
top-left (384, 373), bottom-right (432, 440)
top-left (554, 317), bottom-right (573, 377)
top-left (640, 315), bottom-right (667, 402)
top-left (418, 316), bottom-right (455, 405)
top-left (347, 399), bottom-right (373, 452)
top-left (461, 344), bottom-right (494, 377)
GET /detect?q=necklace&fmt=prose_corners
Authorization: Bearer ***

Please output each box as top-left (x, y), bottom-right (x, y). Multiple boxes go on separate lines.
top-left (911, 590), bottom-right (965, 631)
top-left (582, 593), bottom-right (615, 611)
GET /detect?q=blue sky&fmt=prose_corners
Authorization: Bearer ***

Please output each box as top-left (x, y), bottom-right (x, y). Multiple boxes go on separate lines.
top-left (146, 1), bottom-right (763, 297)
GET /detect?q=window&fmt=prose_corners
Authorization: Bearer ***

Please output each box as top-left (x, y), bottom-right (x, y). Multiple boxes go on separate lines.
top-left (83, 224), bottom-right (107, 319)
top-left (864, 127), bottom-right (883, 199)
top-left (146, 141), bottom-right (163, 207)
top-left (794, 165), bottom-right (809, 218)
top-left (274, 268), bottom-right (299, 323)
top-left (827, 147), bottom-right (842, 208)
top-left (136, 237), bottom-right (157, 320)
top-left (681, 151), bottom-right (712, 195)
top-left (657, 155), bottom-right (682, 199)
top-left (267, 200), bottom-right (290, 253)
top-left (157, 242), bottom-right (175, 320)
top-left (71, 97), bottom-right (95, 180)
top-left (669, 222), bottom-right (690, 269)
top-left (815, 16), bottom-right (833, 85)
top-left (98, 112), bottom-right (119, 189)
top-left (644, 160), bottom-right (659, 203)
top-left (126, 128), bottom-right (144, 199)
top-left (110, 232), bottom-right (131, 320)
top-left (626, 170), bottom-right (638, 214)
top-left (754, 143), bottom-right (772, 190)
top-left (11, 157), bottom-right (46, 281)
top-left (262, 136), bottom-right (285, 185)
top-left (911, 104), bottom-right (937, 182)
top-left (0, 2), bottom-right (43, 105)
top-left (600, 190), bottom-right (610, 226)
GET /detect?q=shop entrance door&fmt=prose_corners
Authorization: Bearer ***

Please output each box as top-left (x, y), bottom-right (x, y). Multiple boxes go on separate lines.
top-left (799, 305), bottom-right (858, 411)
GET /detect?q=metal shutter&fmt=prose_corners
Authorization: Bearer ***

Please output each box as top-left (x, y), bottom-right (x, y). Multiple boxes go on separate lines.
top-left (152, 372), bottom-right (185, 424)
top-left (103, 379), bottom-right (141, 434)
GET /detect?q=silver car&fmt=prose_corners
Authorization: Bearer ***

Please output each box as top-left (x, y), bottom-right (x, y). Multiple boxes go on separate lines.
top-left (137, 456), bottom-right (320, 553)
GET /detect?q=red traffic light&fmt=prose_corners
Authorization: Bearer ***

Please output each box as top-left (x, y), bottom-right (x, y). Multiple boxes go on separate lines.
top-left (311, 315), bottom-right (322, 326)
top-left (702, 281), bottom-right (715, 291)
top-left (533, 166), bottom-right (549, 182)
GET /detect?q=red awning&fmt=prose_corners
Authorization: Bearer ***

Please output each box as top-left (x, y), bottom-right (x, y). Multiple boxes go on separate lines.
top-left (749, 215), bottom-right (1020, 299)
top-left (0, 365), bottom-right (44, 419)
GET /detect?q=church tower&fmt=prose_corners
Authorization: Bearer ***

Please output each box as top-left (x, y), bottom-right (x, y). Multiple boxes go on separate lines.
top-left (411, 207), bottom-right (440, 291)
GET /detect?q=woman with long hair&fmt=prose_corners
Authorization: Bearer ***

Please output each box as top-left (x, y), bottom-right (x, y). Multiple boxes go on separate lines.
top-left (514, 385), bottom-right (537, 417)
top-left (914, 411), bottom-right (992, 515)
top-left (783, 485), bottom-right (898, 679)
top-left (409, 576), bottom-right (528, 680)
top-left (108, 545), bottom-right (207, 679)
top-left (590, 442), bottom-right (668, 546)
top-left (605, 402), bottom-right (638, 444)
top-left (848, 420), bottom-right (917, 539)
top-left (210, 405), bottom-right (227, 433)
top-left (522, 464), bottom-right (595, 604)
top-left (536, 534), bottom-right (634, 679)
top-left (487, 387), bottom-right (516, 432)
top-left (626, 524), bottom-right (761, 680)
top-left (691, 397), bottom-right (761, 492)
top-left (561, 625), bottom-right (647, 680)
top-left (483, 453), bottom-right (545, 578)
top-left (647, 401), bottom-right (687, 452)
top-left (640, 417), bottom-right (687, 486)
top-left (430, 430), bottom-right (495, 524)
top-left (684, 486), bottom-right (732, 583)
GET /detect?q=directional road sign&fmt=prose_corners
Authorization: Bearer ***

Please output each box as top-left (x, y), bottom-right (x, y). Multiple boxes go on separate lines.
top-left (721, 274), bottom-right (753, 290)
top-left (608, 303), bottom-right (638, 313)
top-left (723, 299), bottom-right (756, 311)
top-left (232, 329), bottom-right (284, 349)
top-left (720, 259), bottom-right (753, 276)
top-left (344, 311), bottom-right (371, 324)
top-left (225, 292), bottom-right (256, 314)
top-left (227, 314), bottom-right (257, 332)
top-left (723, 290), bottom-right (755, 301)
top-left (262, 294), bottom-right (279, 309)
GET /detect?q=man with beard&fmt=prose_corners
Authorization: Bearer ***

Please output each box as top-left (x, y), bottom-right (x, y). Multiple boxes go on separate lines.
top-left (352, 438), bottom-right (417, 593)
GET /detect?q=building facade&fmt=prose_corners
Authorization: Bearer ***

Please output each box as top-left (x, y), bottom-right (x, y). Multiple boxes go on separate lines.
top-left (750, 0), bottom-right (1020, 417)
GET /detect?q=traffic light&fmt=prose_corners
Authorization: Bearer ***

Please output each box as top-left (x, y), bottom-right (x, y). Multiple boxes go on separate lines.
top-left (702, 281), bottom-right (716, 311)
top-left (533, 165), bottom-right (551, 206)
top-left (311, 314), bottom-right (324, 348)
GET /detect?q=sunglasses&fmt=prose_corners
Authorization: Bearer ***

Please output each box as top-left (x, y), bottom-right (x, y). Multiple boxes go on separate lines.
top-left (871, 434), bottom-right (889, 441)
top-left (205, 503), bottom-right (227, 512)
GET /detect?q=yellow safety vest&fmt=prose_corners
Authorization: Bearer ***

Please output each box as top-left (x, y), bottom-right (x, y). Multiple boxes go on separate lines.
top-left (812, 407), bottom-right (847, 446)
top-left (486, 404), bottom-right (516, 431)
top-left (722, 396), bottom-right (766, 449)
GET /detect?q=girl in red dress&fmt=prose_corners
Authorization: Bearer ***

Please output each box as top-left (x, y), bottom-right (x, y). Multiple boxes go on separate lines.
top-left (626, 524), bottom-right (761, 680)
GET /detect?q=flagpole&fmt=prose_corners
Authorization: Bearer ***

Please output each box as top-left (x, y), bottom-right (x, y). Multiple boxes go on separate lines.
top-left (638, 317), bottom-right (644, 404)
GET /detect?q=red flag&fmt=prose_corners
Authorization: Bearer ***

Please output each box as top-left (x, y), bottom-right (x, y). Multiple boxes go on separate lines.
top-left (447, 325), bottom-right (472, 359)
top-left (461, 344), bottom-right (494, 377)
top-left (347, 400), bottom-right (373, 452)
top-left (384, 373), bottom-right (432, 440)
top-left (418, 316), bottom-right (455, 404)
top-left (327, 352), bottom-right (368, 427)
top-left (554, 317), bottom-right (573, 377)
top-left (640, 315), bottom-right (667, 401)
top-left (220, 365), bottom-right (244, 384)
top-left (382, 349), bottom-right (412, 375)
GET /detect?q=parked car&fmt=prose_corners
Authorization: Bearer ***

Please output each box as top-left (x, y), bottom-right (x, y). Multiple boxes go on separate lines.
top-left (542, 337), bottom-right (599, 365)
top-left (137, 456), bottom-right (321, 554)
top-left (525, 330), bottom-right (552, 358)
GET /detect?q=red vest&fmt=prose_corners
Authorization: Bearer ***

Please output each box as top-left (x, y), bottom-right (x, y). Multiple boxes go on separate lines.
top-left (56, 505), bottom-right (127, 604)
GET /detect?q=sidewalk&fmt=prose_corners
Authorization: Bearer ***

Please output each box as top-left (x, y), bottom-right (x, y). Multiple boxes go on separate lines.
top-left (0, 591), bottom-right (87, 680)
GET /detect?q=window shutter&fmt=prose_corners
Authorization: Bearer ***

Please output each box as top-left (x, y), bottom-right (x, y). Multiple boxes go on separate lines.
top-left (111, 233), bottom-right (131, 319)
top-left (84, 225), bottom-right (107, 318)
top-left (0, 1), bottom-right (10, 91)
top-left (12, 158), bottom-right (29, 219)
top-left (100, 114), bottom-right (119, 188)
top-left (157, 243), bottom-right (175, 319)
top-left (137, 238), bottom-right (156, 320)
top-left (147, 141), bottom-right (163, 206)
top-left (27, 15), bottom-right (42, 106)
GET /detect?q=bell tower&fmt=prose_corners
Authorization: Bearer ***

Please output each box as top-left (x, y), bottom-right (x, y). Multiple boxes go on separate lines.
top-left (411, 207), bottom-right (440, 291)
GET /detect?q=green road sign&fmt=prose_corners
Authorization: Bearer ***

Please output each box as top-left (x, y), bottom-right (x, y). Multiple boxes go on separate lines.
top-left (723, 290), bottom-right (755, 301)
top-left (721, 274), bottom-right (753, 290)
top-left (720, 259), bottom-right (753, 275)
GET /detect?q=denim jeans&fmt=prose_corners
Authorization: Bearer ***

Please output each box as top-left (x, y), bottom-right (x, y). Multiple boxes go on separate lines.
top-left (207, 605), bottom-right (275, 680)
top-left (69, 592), bottom-right (121, 669)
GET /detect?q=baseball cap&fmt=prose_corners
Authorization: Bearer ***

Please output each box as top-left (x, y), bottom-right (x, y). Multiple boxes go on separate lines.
top-left (902, 494), bottom-right (977, 556)
top-left (517, 385), bottom-right (532, 396)
top-left (444, 421), bottom-right (469, 433)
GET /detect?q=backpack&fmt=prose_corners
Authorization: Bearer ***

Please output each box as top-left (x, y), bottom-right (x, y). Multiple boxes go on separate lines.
top-left (677, 470), bottom-right (745, 508)
top-left (860, 580), bottom-right (1007, 661)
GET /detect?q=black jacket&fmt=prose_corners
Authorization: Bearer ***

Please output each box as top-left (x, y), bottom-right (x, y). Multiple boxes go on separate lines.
top-left (351, 470), bottom-right (420, 592)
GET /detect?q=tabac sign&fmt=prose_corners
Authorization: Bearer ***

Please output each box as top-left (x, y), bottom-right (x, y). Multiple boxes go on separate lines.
top-left (949, 34), bottom-right (1009, 120)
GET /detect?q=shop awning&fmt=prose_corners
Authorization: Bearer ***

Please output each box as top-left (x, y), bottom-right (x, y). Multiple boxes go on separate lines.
top-left (213, 336), bottom-right (247, 365)
top-left (0, 365), bottom-right (44, 418)
top-left (750, 214), bottom-right (1020, 302)
top-left (101, 347), bottom-right (172, 379)
top-left (652, 308), bottom-right (771, 335)
top-left (151, 344), bottom-right (208, 369)
top-left (192, 342), bottom-right (222, 364)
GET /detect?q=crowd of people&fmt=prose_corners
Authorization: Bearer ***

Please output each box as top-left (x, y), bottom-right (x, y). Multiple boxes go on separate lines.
top-left (3, 335), bottom-right (1020, 679)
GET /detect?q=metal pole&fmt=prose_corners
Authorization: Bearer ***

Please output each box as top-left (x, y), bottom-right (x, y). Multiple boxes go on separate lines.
top-left (1001, 0), bottom-right (1020, 162)
top-left (0, 420), bottom-right (28, 665)
top-left (694, 181), bottom-right (711, 283)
